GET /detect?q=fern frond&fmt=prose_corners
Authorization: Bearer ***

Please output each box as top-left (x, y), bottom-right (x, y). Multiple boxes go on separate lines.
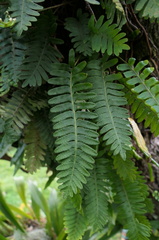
top-left (113, 152), bottom-right (137, 181)
top-left (0, 120), bottom-right (20, 158)
top-left (24, 118), bottom-right (47, 173)
top-left (48, 59), bottom-right (98, 196)
top-left (88, 16), bottom-right (129, 55)
top-left (20, 15), bottom-right (62, 87)
top-left (64, 201), bottom-right (87, 240)
top-left (10, 0), bottom-right (44, 36)
top-left (101, 0), bottom-right (126, 28)
top-left (65, 9), bottom-right (93, 56)
top-left (4, 90), bottom-right (34, 134)
top-left (135, 0), bottom-right (159, 19)
top-left (0, 29), bottom-right (26, 88)
top-left (112, 171), bottom-right (151, 240)
top-left (118, 58), bottom-right (159, 135)
top-left (87, 59), bottom-right (131, 159)
top-left (84, 158), bottom-right (108, 232)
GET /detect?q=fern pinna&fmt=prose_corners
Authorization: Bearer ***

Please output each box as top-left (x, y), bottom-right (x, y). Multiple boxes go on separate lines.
top-left (48, 52), bottom-right (98, 197)
top-left (1, 1), bottom-right (159, 240)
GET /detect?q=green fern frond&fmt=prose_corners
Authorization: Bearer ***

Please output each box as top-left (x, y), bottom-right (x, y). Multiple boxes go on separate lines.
top-left (118, 58), bottom-right (159, 135)
top-left (87, 59), bottom-right (131, 160)
top-left (135, 0), bottom-right (159, 19)
top-left (0, 120), bottom-right (20, 158)
top-left (101, 0), bottom-right (126, 28)
top-left (24, 118), bottom-right (47, 173)
top-left (125, 89), bottom-right (159, 136)
top-left (65, 9), bottom-right (93, 56)
top-left (48, 59), bottom-right (98, 196)
top-left (84, 158), bottom-right (108, 232)
top-left (113, 173), bottom-right (151, 240)
top-left (88, 15), bottom-right (129, 55)
top-left (0, 29), bottom-right (26, 88)
top-left (64, 201), bottom-right (87, 240)
top-left (4, 90), bottom-right (34, 134)
top-left (20, 15), bottom-right (62, 87)
top-left (113, 152), bottom-right (137, 181)
top-left (10, 0), bottom-right (44, 36)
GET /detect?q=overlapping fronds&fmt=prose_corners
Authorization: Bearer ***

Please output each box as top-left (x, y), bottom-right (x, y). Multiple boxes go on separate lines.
top-left (0, 29), bottom-right (26, 93)
top-left (65, 10), bottom-right (93, 56)
top-left (118, 58), bottom-right (159, 135)
top-left (112, 171), bottom-right (151, 240)
top-left (24, 118), bottom-right (47, 173)
top-left (135, 0), bottom-right (159, 19)
top-left (87, 59), bottom-right (131, 159)
top-left (10, 0), bottom-right (44, 36)
top-left (84, 158), bottom-right (108, 232)
top-left (20, 15), bottom-right (63, 87)
top-left (101, 0), bottom-right (126, 28)
top-left (48, 57), bottom-right (98, 196)
top-left (3, 90), bottom-right (34, 134)
top-left (64, 201), bottom-right (87, 240)
top-left (88, 16), bottom-right (129, 55)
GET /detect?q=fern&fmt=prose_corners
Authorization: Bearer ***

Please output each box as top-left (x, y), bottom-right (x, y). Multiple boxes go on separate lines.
top-left (101, 0), bottom-right (126, 28)
top-left (112, 170), bottom-right (151, 240)
top-left (24, 118), bottom-right (47, 173)
top-left (65, 10), bottom-right (93, 56)
top-left (135, 0), bottom-right (159, 19)
top-left (64, 201), bottom-right (87, 240)
top-left (0, 28), bottom-right (26, 87)
top-left (84, 158), bottom-right (108, 232)
top-left (3, 90), bottom-right (34, 134)
top-left (20, 15), bottom-right (62, 87)
top-left (10, 0), bottom-right (44, 36)
top-left (88, 15), bottom-right (129, 55)
top-left (48, 57), bottom-right (98, 196)
top-left (118, 58), bottom-right (159, 135)
top-left (87, 59), bottom-right (131, 159)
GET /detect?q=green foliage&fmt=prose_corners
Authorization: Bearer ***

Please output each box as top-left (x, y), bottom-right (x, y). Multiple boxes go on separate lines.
top-left (10, 0), bottom-right (44, 36)
top-left (1, 1), bottom-right (159, 239)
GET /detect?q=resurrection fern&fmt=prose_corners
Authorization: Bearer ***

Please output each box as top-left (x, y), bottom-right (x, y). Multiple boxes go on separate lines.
top-left (65, 10), bottom-right (93, 56)
top-left (84, 158), bottom-right (108, 232)
top-left (48, 57), bottom-right (98, 196)
top-left (87, 59), bottom-right (131, 159)
top-left (88, 15), bottom-right (130, 55)
top-left (118, 58), bottom-right (159, 136)
top-left (10, 0), bottom-right (44, 36)
top-left (1, 1), bottom-right (159, 240)
top-left (135, 0), bottom-right (159, 19)
top-left (20, 15), bottom-right (62, 87)
top-left (24, 118), bottom-right (47, 173)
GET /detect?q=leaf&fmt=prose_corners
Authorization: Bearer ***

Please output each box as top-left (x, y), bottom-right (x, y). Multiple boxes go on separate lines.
top-left (14, 177), bottom-right (27, 206)
top-left (10, 0), bottom-right (44, 36)
top-left (89, 16), bottom-right (129, 55)
top-left (135, 0), bottom-right (159, 19)
top-left (85, 0), bottom-right (100, 5)
top-left (0, 188), bottom-right (25, 232)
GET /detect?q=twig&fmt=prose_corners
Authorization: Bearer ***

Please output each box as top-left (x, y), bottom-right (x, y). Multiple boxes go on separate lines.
top-left (39, 3), bottom-right (68, 12)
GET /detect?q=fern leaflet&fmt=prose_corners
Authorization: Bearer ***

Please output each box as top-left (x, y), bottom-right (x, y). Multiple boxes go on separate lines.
top-left (87, 59), bottom-right (131, 159)
top-left (10, 0), bottom-right (44, 36)
top-left (48, 59), bottom-right (98, 196)
top-left (88, 15), bottom-right (129, 55)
